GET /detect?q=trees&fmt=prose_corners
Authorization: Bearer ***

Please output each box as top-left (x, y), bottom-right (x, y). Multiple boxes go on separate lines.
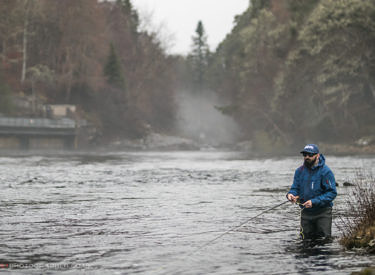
top-left (273, 0), bottom-right (375, 141)
top-left (0, 0), bottom-right (178, 141)
top-left (51, 0), bottom-right (107, 102)
top-left (207, 0), bottom-right (375, 148)
top-left (116, 0), bottom-right (139, 34)
top-left (187, 20), bottom-right (210, 93)
top-left (102, 0), bottom-right (177, 137)
top-left (0, 1), bottom-right (26, 89)
top-left (104, 43), bottom-right (125, 89)
top-left (20, 0), bottom-right (35, 84)
top-left (208, 1), bottom-right (293, 146)
top-left (26, 64), bottom-right (54, 113)
top-left (0, 72), bottom-right (13, 115)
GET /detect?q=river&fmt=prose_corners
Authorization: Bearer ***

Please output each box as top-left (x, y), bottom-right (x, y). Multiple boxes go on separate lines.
top-left (0, 151), bottom-right (374, 274)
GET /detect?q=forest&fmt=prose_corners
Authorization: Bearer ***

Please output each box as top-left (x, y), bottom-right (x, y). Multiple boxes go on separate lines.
top-left (208, 0), bottom-right (375, 152)
top-left (0, 0), bottom-right (176, 143)
top-left (0, 0), bottom-right (374, 151)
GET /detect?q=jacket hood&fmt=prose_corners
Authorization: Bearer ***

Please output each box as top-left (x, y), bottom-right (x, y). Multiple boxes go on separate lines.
top-left (318, 154), bottom-right (325, 165)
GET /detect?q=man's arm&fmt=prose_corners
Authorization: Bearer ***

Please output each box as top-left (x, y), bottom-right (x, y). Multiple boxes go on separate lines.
top-left (287, 168), bottom-right (301, 202)
top-left (311, 170), bottom-right (337, 207)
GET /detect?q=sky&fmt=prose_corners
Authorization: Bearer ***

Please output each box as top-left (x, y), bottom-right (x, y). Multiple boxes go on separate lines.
top-left (132, 0), bottom-right (249, 55)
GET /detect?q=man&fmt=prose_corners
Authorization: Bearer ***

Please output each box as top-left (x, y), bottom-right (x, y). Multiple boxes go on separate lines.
top-left (287, 144), bottom-right (337, 240)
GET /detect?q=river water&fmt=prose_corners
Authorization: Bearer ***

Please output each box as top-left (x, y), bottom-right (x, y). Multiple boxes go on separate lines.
top-left (0, 151), bottom-right (374, 274)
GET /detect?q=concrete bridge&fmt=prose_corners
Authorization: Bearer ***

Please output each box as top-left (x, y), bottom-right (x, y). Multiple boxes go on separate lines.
top-left (0, 117), bottom-right (77, 150)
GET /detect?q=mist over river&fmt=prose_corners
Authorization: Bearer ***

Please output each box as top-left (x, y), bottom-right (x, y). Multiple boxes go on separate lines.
top-left (0, 151), bottom-right (374, 274)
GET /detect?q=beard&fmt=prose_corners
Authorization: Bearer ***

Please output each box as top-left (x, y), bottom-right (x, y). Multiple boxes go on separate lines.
top-left (304, 155), bottom-right (318, 169)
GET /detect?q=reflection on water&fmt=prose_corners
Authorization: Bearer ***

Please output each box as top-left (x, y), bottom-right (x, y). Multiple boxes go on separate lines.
top-left (0, 151), bottom-right (374, 274)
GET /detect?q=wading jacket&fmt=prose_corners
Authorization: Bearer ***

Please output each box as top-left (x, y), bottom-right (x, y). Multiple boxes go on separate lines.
top-left (287, 154), bottom-right (337, 213)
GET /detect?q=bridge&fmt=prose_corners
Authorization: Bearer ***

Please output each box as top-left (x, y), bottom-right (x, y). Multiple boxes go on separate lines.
top-left (0, 117), bottom-right (77, 150)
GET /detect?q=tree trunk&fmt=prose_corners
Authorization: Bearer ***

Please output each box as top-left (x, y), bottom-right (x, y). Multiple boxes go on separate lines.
top-left (21, 0), bottom-right (30, 83)
top-left (1, 41), bottom-right (6, 65)
top-left (31, 80), bottom-right (36, 114)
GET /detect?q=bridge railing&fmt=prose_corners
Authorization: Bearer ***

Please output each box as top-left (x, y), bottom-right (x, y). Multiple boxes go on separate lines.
top-left (0, 117), bottom-right (76, 128)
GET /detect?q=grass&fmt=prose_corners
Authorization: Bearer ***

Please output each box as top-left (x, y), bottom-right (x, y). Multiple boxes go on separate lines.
top-left (338, 172), bottom-right (375, 253)
top-left (351, 267), bottom-right (375, 275)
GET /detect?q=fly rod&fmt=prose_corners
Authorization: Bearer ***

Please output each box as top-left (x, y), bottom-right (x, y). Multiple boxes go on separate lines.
top-left (188, 200), bottom-right (290, 256)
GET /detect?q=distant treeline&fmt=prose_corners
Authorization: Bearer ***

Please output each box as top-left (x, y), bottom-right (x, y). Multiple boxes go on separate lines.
top-left (0, 0), bottom-right (176, 141)
top-left (0, 0), bottom-right (374, 148)
top-left (208, 0), bottom-right (375, 150)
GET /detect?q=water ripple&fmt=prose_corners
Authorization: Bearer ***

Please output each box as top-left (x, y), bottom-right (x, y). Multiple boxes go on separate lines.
top-left (0, 152), bottom-right (374, 274)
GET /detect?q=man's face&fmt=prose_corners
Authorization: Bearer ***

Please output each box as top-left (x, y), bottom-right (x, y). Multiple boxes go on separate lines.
top-left (302, 152), bottom-right (319, 167)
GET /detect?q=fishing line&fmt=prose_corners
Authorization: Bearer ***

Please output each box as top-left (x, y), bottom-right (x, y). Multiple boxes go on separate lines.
top-left (187, 200), bottom-right (290, 256)
top-left (295, 200), bottom-right (306, 239)
top-left (159, 200), bottom-right (301, 274)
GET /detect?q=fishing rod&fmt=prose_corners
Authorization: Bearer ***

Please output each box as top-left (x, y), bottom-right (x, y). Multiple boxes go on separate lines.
top-left (188, 200), bottom-right (290, 256)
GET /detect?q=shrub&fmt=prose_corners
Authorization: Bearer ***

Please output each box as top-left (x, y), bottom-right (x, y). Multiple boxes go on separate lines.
top-left (338, 172), bottom-right (375, 253)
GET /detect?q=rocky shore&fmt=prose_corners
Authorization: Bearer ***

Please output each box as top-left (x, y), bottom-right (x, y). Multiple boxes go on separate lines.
top-left (102, 133), bottom-right (375, 156)
top-left (320, 143), bottom-right (375, 155)
top-left (104, 133), bottom-right (201, 151)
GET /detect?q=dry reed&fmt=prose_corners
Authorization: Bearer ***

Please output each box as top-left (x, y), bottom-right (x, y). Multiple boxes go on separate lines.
top-left (338, 172), bottom-right (375, 253)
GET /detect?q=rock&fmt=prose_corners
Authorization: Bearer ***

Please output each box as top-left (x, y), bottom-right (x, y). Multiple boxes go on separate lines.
top-left (355, 136), bottom-right (375, 146)
top-left (368, 239), bottom-right (375, 254)
top-left (20, 177), bottom-right (38, 184)
top-left (108, 139), bottom-right (146, 150)
top-left (343, 181), bottom-right (355, 187)
top-left (143, 133), bottom-right (199, 150)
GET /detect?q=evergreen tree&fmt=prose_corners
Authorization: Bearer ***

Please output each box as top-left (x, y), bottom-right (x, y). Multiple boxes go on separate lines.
top-left (104, 43), bottom-right (125, 89)
top-left (116, 0), bottom-right (139, 33)
top-left (0, 72), bottom-right (13, 115)
top-left (188, 20), bottom-right (210, 93)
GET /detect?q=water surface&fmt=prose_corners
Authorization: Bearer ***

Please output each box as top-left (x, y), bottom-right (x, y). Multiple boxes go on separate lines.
top-left (0, 151), bottom-right (374, 274)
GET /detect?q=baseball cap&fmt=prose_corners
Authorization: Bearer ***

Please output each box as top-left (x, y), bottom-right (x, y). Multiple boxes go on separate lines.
top-left (300, 144), bottom-right (319, 154)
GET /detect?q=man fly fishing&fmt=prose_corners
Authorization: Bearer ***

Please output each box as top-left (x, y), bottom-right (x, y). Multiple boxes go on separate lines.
top-left (287, 144), bottom-right (337, 240)
top-left (189, 144), bottom-right (336, 256)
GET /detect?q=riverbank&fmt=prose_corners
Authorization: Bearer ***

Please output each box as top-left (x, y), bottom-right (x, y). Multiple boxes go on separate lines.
top-left (340, 221), bottom-right (375, 254)
top-left (339, 175), bottom-right (375, 255)
top-left (101, 134), bottom-right (375, 155)
top-left (320, 143), bottom-right (375, 155)
top-left (352, 267), bottom-right (375, 275)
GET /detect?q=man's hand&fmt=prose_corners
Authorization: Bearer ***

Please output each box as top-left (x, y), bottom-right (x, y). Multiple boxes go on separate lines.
top-left (287, 194), bottom-right (299, 203)
top-left (303, 200), bottom-right (312, 208)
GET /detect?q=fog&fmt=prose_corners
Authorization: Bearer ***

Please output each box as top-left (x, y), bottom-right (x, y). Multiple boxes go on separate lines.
top-left (176, 90), bottom-right (241, 147)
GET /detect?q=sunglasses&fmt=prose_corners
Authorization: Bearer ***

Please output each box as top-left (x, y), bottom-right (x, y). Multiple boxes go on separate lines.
top-left (302, 152), bottom-right (316, 157)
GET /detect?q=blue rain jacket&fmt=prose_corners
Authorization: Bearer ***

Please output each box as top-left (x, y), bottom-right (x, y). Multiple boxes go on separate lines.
top-left (287, 154), bottom-right (337, 212)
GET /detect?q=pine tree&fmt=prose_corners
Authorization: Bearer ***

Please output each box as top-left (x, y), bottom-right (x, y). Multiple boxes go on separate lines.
top-left (104, 43), bottom-right (125, 89)
top-left (188, 20), bottom-right (210, 93)
top-left (116, 0), bottom-right (139, 33)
